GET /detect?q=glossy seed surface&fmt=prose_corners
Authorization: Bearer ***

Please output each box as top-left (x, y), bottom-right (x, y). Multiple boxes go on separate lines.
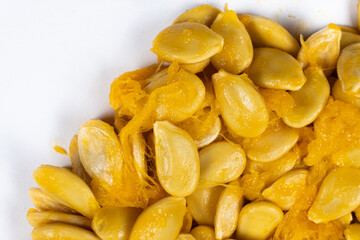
top-left (191, 226), bottom-right (215, 240)
top-left (332, 79), bottom-right (360, 109)
top-left (174, 5), bottom-right (221, 26)
top-left (186, 186), bottom-right (224, 226)
top-left (78, 119), bottom-right (123, 185)
top-left (154, 121), bottom-right (200, 197)
top-left (92, 207), bottom-right (141, 240)
top-left (29, 187), bottom-right (75, 214)
top-left (238, 14), bottom-right (300, 56)
top-left (211, 10), bottom-right (253, 74)
top-left (33, 165), bottom-right (100, 219)
top-left (32, 223), bottom-right (100, 240)
top-left (308, 167), bottom-right (360, 223)
top-left (262, 169), bottom-right (309, 210)
top-left (242, 117), bottom-right (299, 162)
top-left (337, 42), bottom-right (360, 95)
top-left (283, 67), bottom-right (330, 128)
top-left (297, 24), bottom-right (341, 76)
top-left (27, 209), bottom-right (91, 229)
top-left (129, 197), bottom-right (186, 240)
top-left (237, 201), bottom-right (283, 240)
top-left (198, 141), bottom-right (246, 189)
top-left (247, 48), bottom-right (306, 91)
top-left (176, 233), bottom-right (197, 240)
top-left (213, 70), bottom-right (268, 137)
top-left (154, 68), bottom-right (206, 123)
top-left (152, 22), bottom-right (224, 64)
top-left (214, 181), bottom-right (244, 239)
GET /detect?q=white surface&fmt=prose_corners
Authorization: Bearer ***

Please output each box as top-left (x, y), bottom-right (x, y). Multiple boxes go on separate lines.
top-left (0, 0), bottom-right (357, 239)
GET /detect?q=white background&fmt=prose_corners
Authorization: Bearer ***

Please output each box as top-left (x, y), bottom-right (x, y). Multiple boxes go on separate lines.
top-left (0, 0), bottom-right (357, 239)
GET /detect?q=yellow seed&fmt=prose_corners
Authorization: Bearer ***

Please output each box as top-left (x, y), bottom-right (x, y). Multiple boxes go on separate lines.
top-left (212, 69), bottom-right (268, 138)
top-left (191, 226), bottom-right (215, 240)
top-left (241, 117), bottom-right (299, 163)
top-left (176, 233), bottom-right (196, 240)
top-left (143, 68), bottom-right (168, 94)
top-left (154, 67), bottom-right (206, 123)
top-left (186, 186), bottom-right (224, 226)
top-left (154, 121), bottom-right (200, 197)
top-left (92, 207), bottom-right (141, 240)
top-left (262, 169), bottom-right (309, 210)
top-left (173, 5), bottom-right (221, 26)
top-left (341, 31), bottom-right (360, 50)
top-left (31, 223), bottom-right (100, 240)
top-left (131, 132), bottom-right (147, 180)
top-left (210, 10), bottom-right (253, 74)
top-left (245, 148), bottom-right (299, 176)
top-left (241, 148), bottom-right (300, 201)
top-left (308, 167), bottom-right (360, 223)
top-left (283, 67), bottom-right (330, 128)
top-left (332, 147), bottom-right (360, 168)
top-left (337, 42), bottom-right (360, 95)
top-left (198, 141), bottom-right (246, 189)
top-left (29, 187), bottom-right (75, 214)
top-left (332, 79), bottom-right (360, 109)
top-left (69, 134), bottom-right (91, 185)
top-left (152, 22), bottom-right (224, 64)
top-left (247, 47), bottom-right (306, 91)
top-left (33, 165), bottom-right (100, 219)
top-left (340, 25), bottom-right (360, 34)
top-left (339, 212), bottom-right (353, 226)
top-left (27, 208), bottom-right (91, 229)
top-left (344, 224), bottom-right (360, 240)
top-left (237, 201), bottom-right (283, 240)
top-left (238, 14), bottom-right (300, 56)
top-left (78, 119), bottom-right (123, 185)
top-left (129, 197), bottom-right (186, 240)
top-left (32, 223), bottom-right (100, 240)
top-left (297, 23), bottom-right (342, 76)
top-left (180, 59), bottom-right (210, 74)
top-left (214, 181), bottom-right (244, 239)
top-left (180, 208), bottom-right (193, 233)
